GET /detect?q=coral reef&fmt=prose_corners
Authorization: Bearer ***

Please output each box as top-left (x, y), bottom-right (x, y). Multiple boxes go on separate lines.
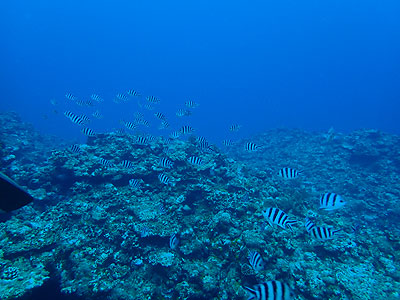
top-left (1, 114), bottom-right (400, 299)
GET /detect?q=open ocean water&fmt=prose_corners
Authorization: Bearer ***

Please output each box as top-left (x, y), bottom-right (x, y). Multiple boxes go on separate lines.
top-left (1, 1), bottom-right (400, 299)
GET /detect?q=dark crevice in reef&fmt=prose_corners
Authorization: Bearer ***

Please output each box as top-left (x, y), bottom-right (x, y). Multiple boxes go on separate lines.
top-left (18, 279), bottom-right (85, 300)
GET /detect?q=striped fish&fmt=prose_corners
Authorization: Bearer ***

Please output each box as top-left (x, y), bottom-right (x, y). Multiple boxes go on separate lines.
top-left (92, 110), bottom-right (103, 119)
top-left (129, 179), bottom-right (141, 189)
top-left (176, 108), bottom-right (191, 117)
top-left (309, 226), bottom-right (341, 240)
top-left (159, 157), bottom-right (174, 169)
top-left (134, 112), bottom-right (145, 120)
top-left (68, 144), bottom-right (82, 153)
top-left (185, 100), bottom-right (198, 108)
top-left (159, 120), bottom-right (169, 129)
top-left (244, 142), bottom-right (260, 151)
top-left (230, 124), bottom-right (241, 132)
top-left (116, 93), bottom-right (128, 102)
top-left (187, 156), bottom-right (203, 166)
top-left (64, 111), bottom-right (84, 125)
top-left (164, 138), bottom-right (173, 145)
top-left (91, 94), bottom-right (103, 102)
top-left (65, 93), bottom-right (76, 101)
top-left (76, 99), bottom-right (87, 106)
top-left (146, 135), bottom-right (157, 142)
top-left (135, 136), bottom-right (148, 145)
top-left (169, 131), bottom-right (181, 139)
top-left (136, 118), bottom-right (150, 127)
top-left (81, 128), bottom-right (96, 136)
top-left (80, 114), bottom-right (90, 123)
top-left (115, 128), bottom-right (125, 135)
top-left (278, 168), bottom-right (301, 179)
top-left (222, 139), bottom-right (234, 146)
top-left (99, 158), bottom-right (114, 168)
top-left (169, 233), bottom-right (179, 249)
top-left (122, 121), bottom-right (137, 130)
top-left (244, 281), bottom-right (294, 300)
top-left (196, 136), bottom-right (209, 150)
top-left (120, 160), bottom-right (134, 169)
top-left (154, 112), bottom-right (166, 120)
top-left (146, 95), bottom-right (160, 103)
top-left (127, 89), bottom-right (140, 97)
top-left (248, 251), bottom-right (264, 272)
top-left (158, 173), bottom-right (172, 185)
top-left (319, 193), bottom-right (346, 210)
top-left (180, 125), bottom-right (194, 134)
top-left (85, 99), bottom-right (94, 106)
top-left (144, 103), bottom-right (154, 110)
top-left (304, 218), bottom-right (316, 232)
top-left (262, 208), bottom-right (297, 231)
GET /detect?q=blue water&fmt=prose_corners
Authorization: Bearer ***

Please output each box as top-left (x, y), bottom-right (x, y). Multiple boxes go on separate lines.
top-left (1, 0), bottom-right (400, 142)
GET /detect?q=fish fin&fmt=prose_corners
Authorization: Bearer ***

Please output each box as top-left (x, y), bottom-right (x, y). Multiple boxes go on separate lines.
top-left (267, 220), bottom-right (273, 228)
top-left (333, 229), bottom-right (344, 237)
top-left (243, 286), bottom-right (257, 300)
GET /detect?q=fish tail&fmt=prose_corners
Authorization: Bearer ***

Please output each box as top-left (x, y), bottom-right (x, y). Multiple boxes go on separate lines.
top-left (243, 286), bottom-right (257, 300)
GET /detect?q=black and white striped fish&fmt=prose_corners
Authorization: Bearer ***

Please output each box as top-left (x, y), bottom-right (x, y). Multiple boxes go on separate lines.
top-left (158, 173), bottom-right (172, 185)
top-left (80, 114), bottom-right (90, 123)
top-left (196, 136), bottom-right (209, 150)
top-left (127, 89), bottom-right (140, 97)
top-left (81, 128), bottom-right (96, 136)
top-left (116, 93), bottom-right (128, 102)
top-left (65, 93), bottom-right (76, 101)
top-left (222, 139), bottom-right (234, 146)
top-left (115, 128), bottom-right (125, 135)
top-left (278, 168), bottom-right (301, 179)
top-left (159, 157), bottom-right (174, 169)
top-left (136, 118), bottom-right (150, 127)
top-left (135, 136), bottom-right (148, 145)
top-left (164, 138), bottom-right (173, 145)
top-left (304, 218), bottom-right (316, 232)
top-left (248, 250), bottom-right (264, 272)
top-left (180, 125), bottom-right (194, 134)
top-left (91, 94), bottom-right (103, 102)
top-left (262, 208), bottom-right (297, 231)
top-left (185, 100), bottom-right (198, 108)
top-left (187, 156), bottom-right (203, 166)
top-left (309, 226), bottom-right (341, 241)
top-left (146, 135), bottom-right (157, 142)
top-left (99, 158), bottom-right (114, 168)
top-left (146, 95), bottom-right (160, 103)
top-left (92, 110), bottom-right (103, 119)
top-left (244, 142), bottom-right (260, 151)
top-left (169, 131), bottom-right (181, 139)
top-left (120, 160), bottom-right (134, 169)
top-left (176, 108), bottom-right (191, 117)
top-left (244, 281), bottom-right (294, 300)
top-left (129, 178), bottom-right (141, 189)
top-left (319, 193), bottom-right (346, 211)
top-left (122, 121), bottom-right (137, 130)
top-left (64, 111), bottom-right (84, 125)
top-left (76, 99), bottom-right (87, 106)
top-left (169, 233), bottom-right (179, 249)
top-left (144, 103), bottom-right (154, 110)
top-left (68, 144), bottom-right (82, 153)
top-left (154, 112), bottom-right (167, 120)
top-left (134, 112), bottom-right (145, 120)
top-left (159, 120), bottom-right (169, 129)
top-left (230, 124), bottom-right (241, 132)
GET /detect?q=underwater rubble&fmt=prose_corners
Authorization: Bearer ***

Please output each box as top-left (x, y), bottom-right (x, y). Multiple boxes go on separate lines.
top-left (1, 114), bottom-right (400, 299)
